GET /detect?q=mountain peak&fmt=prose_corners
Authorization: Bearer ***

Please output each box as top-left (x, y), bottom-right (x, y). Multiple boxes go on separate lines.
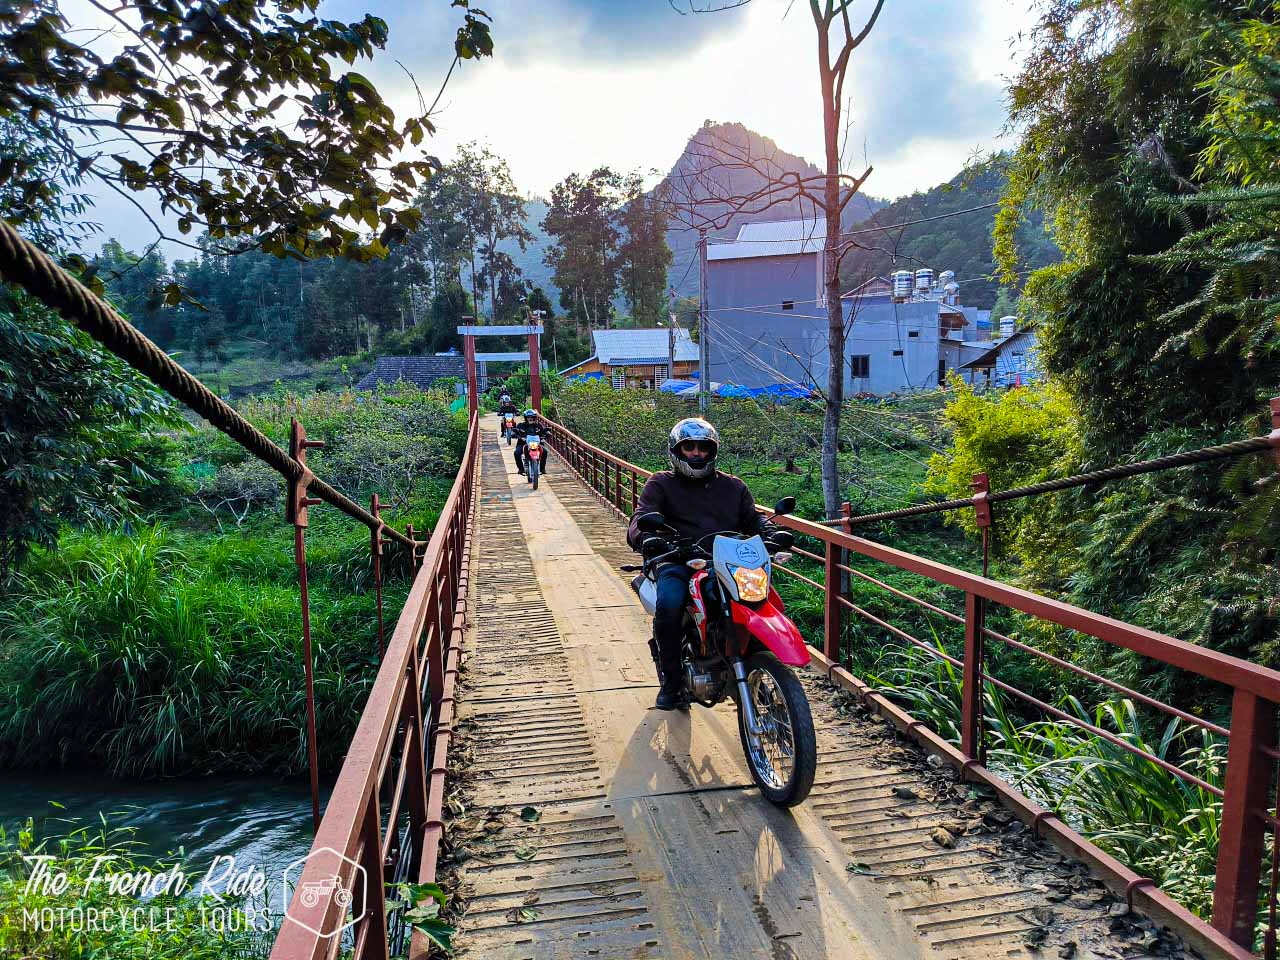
top-left (662, 120), bottom-right (885, 296)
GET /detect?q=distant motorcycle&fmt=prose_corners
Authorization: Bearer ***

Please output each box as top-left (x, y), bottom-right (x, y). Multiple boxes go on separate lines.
top-left (525, 434), bottom-right (543, 490)
top-left (502, 412), bottom-right (516, 445)
top-left (624, 498), bottom-right (816, 806)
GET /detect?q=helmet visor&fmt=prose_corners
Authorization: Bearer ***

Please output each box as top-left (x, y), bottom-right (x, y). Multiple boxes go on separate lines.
top-left (677, 439), bottom-right (715, 458)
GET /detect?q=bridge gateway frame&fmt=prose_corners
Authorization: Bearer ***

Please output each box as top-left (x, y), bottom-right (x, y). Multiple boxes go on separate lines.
top-left (458, 323), bottom-right (544, 416)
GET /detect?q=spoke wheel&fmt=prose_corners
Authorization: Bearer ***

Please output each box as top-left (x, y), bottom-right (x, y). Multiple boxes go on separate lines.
top-left (736, 651), bottom-right (817, 806)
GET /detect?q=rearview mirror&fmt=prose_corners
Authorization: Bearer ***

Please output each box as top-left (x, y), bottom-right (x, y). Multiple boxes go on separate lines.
top-left (636, 512), bottom-right (666, 533)
top-left (773, 496), bottom-right (796, 517)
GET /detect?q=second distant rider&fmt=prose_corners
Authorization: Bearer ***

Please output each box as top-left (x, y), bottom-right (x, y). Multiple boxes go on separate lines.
top-left (513, 409), bottom-right (551, 477)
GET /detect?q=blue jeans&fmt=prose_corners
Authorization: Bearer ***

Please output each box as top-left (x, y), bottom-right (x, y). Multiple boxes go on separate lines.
top-left (653, 564), bottom-right (694, 679)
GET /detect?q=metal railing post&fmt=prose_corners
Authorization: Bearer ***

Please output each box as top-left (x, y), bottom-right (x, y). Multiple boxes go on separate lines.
top-left (426, 576), bottom-right (444, 712)
top-left (961, 475), bottom-right (994, 765)
top-left (824, 539), bottom-right (842, 661)
top-left (822, 501), bottom-right (851, 662)
top-left (1213, 688), bottom-right (1277, 947)
top-left (962, 591), bottom-right (987, 764)
top-left (371, 493), bottom-right (385, 661)
top-left (288, 418), bottom-right (325, 832)
top-left (402, 652), bottom-right (429, 870)
top-left (355, 798), bottom-right (389, 960)
top-left (630, 469), bottom-right (638, 514)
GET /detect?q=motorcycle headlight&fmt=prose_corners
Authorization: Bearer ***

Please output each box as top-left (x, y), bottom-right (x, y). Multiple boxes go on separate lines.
top-left (732, 565), bottom-right (769, 602)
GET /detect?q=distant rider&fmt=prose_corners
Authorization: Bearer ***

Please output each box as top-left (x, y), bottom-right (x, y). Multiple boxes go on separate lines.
top-left (513, 409), bottom-right (551, 477)
top-left (626, 417), bottom-right (766, 710)
top-left (498, 392), bottom-right (519, 418)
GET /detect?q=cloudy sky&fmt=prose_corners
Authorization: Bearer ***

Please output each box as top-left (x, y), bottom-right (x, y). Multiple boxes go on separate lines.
top-left (81, 0), bottom-right (1038, 252)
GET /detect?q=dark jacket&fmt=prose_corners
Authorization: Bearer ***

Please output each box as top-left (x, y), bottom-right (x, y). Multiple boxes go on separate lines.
top-left (627, 470), bottom-right (764, 551)
top-left (498, 402), bottom-right (519, 416)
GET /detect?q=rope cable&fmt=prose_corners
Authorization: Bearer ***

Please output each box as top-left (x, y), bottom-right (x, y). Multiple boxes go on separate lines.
top-left (0, 217), bottom-right (418, 548)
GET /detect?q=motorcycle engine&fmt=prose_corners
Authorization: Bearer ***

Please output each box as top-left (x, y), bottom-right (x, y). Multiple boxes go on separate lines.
top-left (684, 657), bottom-right (727, 703)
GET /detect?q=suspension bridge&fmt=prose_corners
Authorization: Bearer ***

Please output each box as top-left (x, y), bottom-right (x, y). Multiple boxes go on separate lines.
top-left (2, 218), bottom-right (1279, 960)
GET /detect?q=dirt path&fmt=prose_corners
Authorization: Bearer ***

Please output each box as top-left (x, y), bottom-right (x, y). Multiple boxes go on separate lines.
top-left (444, 422), bottom-right (1197, 960)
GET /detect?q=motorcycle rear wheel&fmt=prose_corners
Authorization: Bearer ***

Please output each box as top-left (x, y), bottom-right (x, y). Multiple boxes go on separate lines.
top-left (736, 651), bottom-right (816, 807)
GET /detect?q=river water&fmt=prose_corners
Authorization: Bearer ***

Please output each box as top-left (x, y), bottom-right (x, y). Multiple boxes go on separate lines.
top-left (0, 772), bottom-right (323, 892)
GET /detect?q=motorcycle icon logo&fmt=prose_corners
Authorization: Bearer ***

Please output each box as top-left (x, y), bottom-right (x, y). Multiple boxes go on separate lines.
top-left (282, 847), bottom-right (366, 939)
top-left (299, 877), bottom-right (353, 909)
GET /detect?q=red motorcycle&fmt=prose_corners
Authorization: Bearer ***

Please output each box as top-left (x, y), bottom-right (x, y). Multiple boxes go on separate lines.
top-left (625, 498), bottom-right (817, 806)
top-left (524, 433), bottom-right (544, 490)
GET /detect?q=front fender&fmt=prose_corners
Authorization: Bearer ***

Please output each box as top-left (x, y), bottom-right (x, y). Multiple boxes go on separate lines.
top-left (731, 596), bottom-right (810, 667)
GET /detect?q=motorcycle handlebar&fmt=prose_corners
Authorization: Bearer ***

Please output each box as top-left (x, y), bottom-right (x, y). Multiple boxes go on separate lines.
top-left (637, 529), bottom-right (788, 575)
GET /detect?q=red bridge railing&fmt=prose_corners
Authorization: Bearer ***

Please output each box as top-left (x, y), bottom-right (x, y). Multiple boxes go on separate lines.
top-left (536, 412), bottom-right (1280, 960)
top-left (268, 411), bottom-right (478, 960)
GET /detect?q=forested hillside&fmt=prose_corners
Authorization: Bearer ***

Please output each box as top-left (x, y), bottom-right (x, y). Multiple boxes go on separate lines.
top-left (839, 156), bottom-right (1059, 310)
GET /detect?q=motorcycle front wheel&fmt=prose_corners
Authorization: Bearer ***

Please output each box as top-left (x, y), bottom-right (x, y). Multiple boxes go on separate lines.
top-left (736, 651), bottom-right (817, 807)
top-left (528, 458), bottom-right (540, 490)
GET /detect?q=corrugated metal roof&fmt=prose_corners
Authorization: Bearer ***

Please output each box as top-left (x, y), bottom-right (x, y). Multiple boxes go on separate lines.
top-left (707, 218), bottom-right (826, 261)
top-left (593, 328), bottom-right (698, 365)
top-left (355, 355), bottom-right (466, 390)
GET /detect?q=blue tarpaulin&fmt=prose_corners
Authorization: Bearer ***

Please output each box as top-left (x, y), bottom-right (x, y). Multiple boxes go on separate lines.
top-left (656, 379), bottom-right (813, 399)
top-left (761, 383), bottom-right (814, 400)
top-left (659, 379), bottom-right (699, 394)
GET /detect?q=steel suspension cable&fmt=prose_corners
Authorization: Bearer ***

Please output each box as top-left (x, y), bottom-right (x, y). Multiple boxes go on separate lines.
top-left (826, 432), bottom-right (1278, 527)
top-left (0, 217), bottom-right (417, 548)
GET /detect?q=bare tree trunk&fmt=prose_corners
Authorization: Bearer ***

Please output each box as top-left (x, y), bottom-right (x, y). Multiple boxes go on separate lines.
top-left (469, 247), bottom-right (480, 321)
top-left (818, 21), bottom-right (843, 521)
top-left (489, 228), bottom-right (498, 318)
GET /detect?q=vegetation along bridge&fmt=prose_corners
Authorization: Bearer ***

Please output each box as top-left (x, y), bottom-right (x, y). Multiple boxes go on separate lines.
top-left (8, 219), bottom-right (1280, 959)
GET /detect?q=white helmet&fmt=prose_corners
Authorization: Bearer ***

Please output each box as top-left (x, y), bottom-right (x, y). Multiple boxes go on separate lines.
top-left (668, 418), bottom-right (719, 480)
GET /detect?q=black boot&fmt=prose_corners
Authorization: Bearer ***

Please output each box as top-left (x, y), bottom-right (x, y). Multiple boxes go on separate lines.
top-left (654, 672), bottom-right (683, 710)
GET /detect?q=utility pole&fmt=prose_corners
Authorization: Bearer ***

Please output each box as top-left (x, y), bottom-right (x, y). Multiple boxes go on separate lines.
top-left (667, 320), bottom-right (676, 384)
top-left (667, 287), bottom-right (678, 384)
top-left (698, 228), bottom-right (709, 414)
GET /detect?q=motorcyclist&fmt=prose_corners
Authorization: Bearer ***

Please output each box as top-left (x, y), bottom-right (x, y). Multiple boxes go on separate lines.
top-left (497, 392), bottom-right (519, 418)
top-left (513, 409), bottom-right (551, 477)
top-left (626, 417), bottom-right (766, 710)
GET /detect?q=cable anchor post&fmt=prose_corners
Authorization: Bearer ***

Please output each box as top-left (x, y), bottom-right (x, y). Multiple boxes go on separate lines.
top-left (288, 418), bottom-right (325, 832)
top-left (971, 472), bottom-right (993, 579)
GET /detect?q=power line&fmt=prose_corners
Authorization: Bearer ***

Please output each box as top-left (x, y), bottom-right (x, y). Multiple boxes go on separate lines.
top-left (703, 202), bottom-right (1001, 245)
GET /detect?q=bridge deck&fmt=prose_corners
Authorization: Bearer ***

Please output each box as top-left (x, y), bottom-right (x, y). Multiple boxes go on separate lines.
top-left (446, 422), bottom-right (1189, 960)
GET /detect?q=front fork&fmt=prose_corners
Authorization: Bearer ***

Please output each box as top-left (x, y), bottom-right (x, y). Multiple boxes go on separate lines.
top-left (733, 657), bottom-right (764, 737)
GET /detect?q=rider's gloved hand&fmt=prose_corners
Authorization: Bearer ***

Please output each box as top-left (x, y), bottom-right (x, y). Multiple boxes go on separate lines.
top-left (767, 529), bottom-right (795, 551)
top-left (641, 535), bottom-right (670, 559)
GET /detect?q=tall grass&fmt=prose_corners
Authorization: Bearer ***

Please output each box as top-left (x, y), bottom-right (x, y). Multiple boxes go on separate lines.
top-left (0, 525), bottom-right (407, 777)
